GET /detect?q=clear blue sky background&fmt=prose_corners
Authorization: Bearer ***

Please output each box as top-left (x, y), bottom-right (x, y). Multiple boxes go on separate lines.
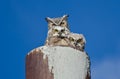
top-left (1, 0), bottom-right (120, 79)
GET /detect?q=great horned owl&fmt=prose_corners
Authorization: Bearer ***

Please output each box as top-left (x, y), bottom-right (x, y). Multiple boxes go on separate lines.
top-left (45, 15), bottom-right (69, 30)
top-left (68, 33), bottom-right (86, 51)
top-left (45, 26), bottom-right (70, 46)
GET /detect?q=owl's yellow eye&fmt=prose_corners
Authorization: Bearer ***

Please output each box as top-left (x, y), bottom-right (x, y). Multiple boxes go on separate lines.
top-left (77, 39), bottom-right (82, 43)
top-left (54, 29), bottom-right (58, 32)
top-left (69, 37), bottom-right (74, 41)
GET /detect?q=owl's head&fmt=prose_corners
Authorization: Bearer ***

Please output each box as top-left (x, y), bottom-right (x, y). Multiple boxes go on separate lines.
top-left (45, 15), bottom-right (69, 30)
top-left (68, 33), bottom-right (86, 49)
top-left (48, 26), bottom-right (70, 38)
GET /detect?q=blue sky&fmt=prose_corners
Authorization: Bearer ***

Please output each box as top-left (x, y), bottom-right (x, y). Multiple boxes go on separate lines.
top-left (1, 0), bottom-right (120, 79)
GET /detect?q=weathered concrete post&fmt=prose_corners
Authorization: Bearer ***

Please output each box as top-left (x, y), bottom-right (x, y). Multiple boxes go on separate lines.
top-left (26, 47), bottom-right (54, 79)
top-left (26, 46), bottom-right (90, 79)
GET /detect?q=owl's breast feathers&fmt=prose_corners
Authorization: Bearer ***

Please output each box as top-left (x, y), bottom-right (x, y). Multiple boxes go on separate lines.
top-left (45, 37), bottom-right (70, 46)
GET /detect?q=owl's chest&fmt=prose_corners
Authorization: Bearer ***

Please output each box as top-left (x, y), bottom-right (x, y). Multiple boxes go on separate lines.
top-left (56, 39), bottom-right (69, 46)
top-left (50, 37), bottom-right (69, 46)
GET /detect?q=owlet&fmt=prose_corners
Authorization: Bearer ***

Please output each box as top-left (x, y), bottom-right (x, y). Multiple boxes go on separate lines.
top-left (68, 33), bottom-right (86, 51)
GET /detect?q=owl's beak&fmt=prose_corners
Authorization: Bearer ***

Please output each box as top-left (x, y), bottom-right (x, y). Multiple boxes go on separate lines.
top-left (58, 32), bottom-right (65, 38)
top-left (58, 32), bottom-right (62, 37)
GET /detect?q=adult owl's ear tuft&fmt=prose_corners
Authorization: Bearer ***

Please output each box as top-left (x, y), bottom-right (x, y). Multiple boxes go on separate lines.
top-left (65, 14), bottom-right (69, 17)
top-left (62, 14), bottom-right (69, 20)
top-left (45, 17), bottom-right (52, 22)
top-left (63, 14), bottom-right (69, 18)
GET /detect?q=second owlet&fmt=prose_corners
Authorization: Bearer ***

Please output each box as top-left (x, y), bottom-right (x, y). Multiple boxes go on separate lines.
top-left (45, 26), bottom-right (70, 46)
top-left (68, 33), bottom-right (86, 51)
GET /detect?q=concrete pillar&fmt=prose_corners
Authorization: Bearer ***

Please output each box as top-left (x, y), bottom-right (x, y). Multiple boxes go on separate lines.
top-left (26, 46), bottom-right (90, 79)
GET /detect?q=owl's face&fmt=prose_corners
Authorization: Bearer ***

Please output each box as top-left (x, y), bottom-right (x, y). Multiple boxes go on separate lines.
top-left (48, 26), bottom-right (70, 38)
top-left (68, 33), bottom-right (86, 49)
top-left (46, 15), bottom-right (69, 29)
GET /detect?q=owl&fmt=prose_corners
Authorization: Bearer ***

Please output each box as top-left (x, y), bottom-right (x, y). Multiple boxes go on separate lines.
top-left (68, 33), bottom-right (86, 51)
top-left (45, 15), bottom-right (69, 30)
top-left (45, 26), bottom-right (70, 46)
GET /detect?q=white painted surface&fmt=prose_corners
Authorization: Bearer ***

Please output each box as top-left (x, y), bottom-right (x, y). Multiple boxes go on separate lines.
top-left (37, 46), bottom-right (89, 79)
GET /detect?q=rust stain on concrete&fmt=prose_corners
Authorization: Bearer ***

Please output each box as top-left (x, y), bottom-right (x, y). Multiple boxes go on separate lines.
top-left (26, 49), bottom-right (54, 79)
